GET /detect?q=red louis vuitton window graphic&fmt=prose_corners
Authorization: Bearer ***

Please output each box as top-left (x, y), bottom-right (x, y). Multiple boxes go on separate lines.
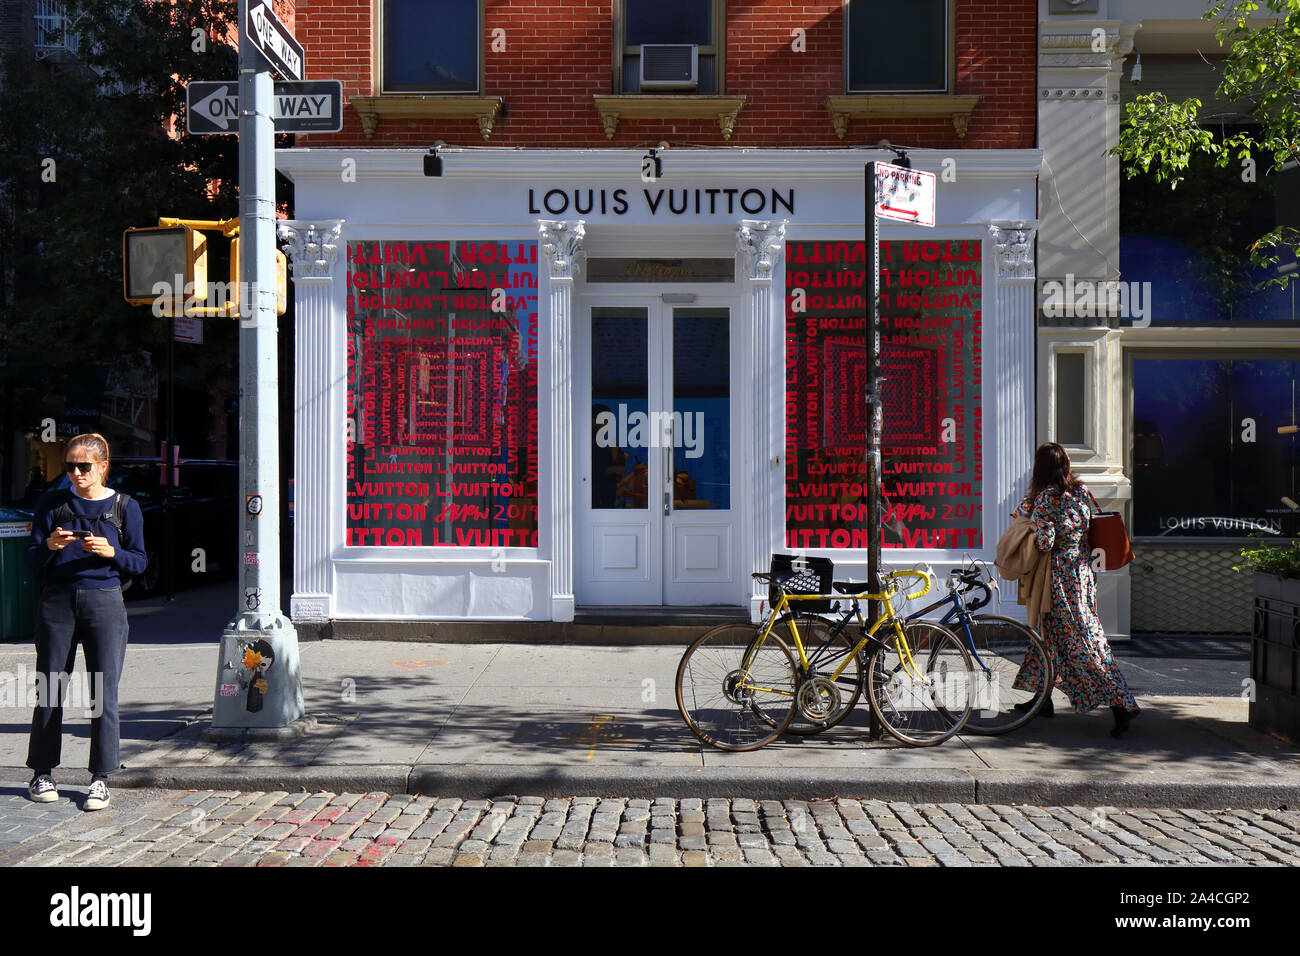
top-left (785, 240), bottom-right (983, 551)
top-left (346, 240), bottom-right (539, 548)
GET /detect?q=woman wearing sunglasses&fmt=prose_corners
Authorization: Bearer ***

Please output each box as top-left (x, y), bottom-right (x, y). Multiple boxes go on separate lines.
top-left (24, 433), bottom-right (147, 810)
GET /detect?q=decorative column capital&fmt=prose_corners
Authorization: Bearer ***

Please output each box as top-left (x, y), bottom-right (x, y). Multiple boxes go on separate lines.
top-left (538, 219), bottom-right (586, 280)
top-left (277, 220), bottom-right (344, 279)
top-left (736, 219), bottom-right (787, 281)
top-left (988, 221), bottom-right (1038, 280)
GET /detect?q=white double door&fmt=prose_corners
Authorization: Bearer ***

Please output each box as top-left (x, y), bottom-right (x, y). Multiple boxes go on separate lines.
top-left (574, 295), bottom-right (745, 606)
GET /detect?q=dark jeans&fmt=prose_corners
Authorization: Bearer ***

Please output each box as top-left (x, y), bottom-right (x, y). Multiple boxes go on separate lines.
top-left (27, 585), bottom-right (129, 778)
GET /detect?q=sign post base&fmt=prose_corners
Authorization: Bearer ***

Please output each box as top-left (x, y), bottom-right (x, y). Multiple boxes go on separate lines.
top-left (211, 615), bottom-right (305, 730)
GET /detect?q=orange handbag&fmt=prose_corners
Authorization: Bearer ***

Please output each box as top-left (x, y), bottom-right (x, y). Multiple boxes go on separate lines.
top-left (1086, 489), bottom-right (1134, 571)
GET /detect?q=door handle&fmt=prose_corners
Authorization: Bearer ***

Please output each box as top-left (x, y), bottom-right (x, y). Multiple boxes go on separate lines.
top-left (664, 419), bottom-right (673, 515)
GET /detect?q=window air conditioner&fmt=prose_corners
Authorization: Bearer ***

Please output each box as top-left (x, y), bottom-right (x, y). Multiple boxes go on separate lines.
top-left (639, 44), bottom-right (698, 90)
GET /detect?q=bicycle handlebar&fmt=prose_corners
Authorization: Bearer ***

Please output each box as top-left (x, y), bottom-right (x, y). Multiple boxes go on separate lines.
top-left (947, 568), bottom-right (992, 611)
top-left (964, 582), bottom-right (992, 611)
top-left (886, 569), bottom-right (932, 602)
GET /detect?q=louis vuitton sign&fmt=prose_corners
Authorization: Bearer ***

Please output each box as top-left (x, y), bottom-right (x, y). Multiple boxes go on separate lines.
top-left (527, 187), bottom-right (796, 218)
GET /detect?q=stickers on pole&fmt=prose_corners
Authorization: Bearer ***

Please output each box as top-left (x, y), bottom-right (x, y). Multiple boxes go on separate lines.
top-left (874, 162), bottom-right (936, 228)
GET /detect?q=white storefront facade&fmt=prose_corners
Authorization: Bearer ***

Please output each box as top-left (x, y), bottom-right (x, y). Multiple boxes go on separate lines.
top-left (276, 147), bottom-right (1041, 632)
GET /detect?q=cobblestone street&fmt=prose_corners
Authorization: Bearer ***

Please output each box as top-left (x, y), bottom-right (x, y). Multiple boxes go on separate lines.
top-left (5, 787), bottom-right (1300, 867)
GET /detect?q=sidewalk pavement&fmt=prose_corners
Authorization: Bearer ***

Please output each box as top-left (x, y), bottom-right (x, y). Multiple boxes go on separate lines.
top-left (1, 584), bottom-right (1296, 808)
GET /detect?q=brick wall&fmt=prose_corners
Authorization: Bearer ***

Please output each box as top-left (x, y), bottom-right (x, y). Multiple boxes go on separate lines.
top-left (296, 0), bottom-right (1035, 149)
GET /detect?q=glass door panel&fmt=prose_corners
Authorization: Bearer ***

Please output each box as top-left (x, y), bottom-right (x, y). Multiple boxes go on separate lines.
top-left (671, 308), bottom-right (730, 510)
top-left (591, 307), bottom-right (648, 510)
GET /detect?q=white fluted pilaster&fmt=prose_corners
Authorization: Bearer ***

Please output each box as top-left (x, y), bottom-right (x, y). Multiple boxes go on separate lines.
top-left (278, 219), bottom-right (344, 623)
top-left (989, 221), bottom-right (1038, 610)
top-left (538, 219), bottom-right (585, 621)
top-left (738, 219), bottom-right (787, 619)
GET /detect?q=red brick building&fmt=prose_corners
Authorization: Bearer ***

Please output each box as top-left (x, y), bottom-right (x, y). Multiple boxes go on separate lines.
top-left (275, 1), bottom-right (1043, 632)
top-left (296, 0), bottom-right (1036, 150)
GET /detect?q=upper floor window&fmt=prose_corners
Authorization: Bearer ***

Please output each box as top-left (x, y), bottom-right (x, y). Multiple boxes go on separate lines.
top-left (617, 0), bottom-right (724, 93)
top-left (34, 0), bottom-right (80, 58)
top-left (846, 0), bottom-right (948, 93)
top-left (382, 0), bottom-right (480, 94)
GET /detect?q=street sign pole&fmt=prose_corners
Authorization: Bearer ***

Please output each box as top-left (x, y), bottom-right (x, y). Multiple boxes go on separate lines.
top-left (212, 0), bottom-right (304, 730)
top-left (864, 162), bottom-right (883, 639)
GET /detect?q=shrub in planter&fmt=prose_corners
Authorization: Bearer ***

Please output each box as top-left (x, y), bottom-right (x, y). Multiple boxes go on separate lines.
top-left (1233, 539), bottom-right (1300, 581)
top-left (1236, 538), bottom-right (1300, 742)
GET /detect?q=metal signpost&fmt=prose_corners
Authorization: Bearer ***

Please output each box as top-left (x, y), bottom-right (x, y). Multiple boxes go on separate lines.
top-left (210, 0), bottom-right (305, 730)
top-left (864, 159), bottom-right (935, 627)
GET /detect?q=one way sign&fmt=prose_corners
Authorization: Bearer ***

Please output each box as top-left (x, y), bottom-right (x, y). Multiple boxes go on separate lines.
top-left (186, 80), bottom-right (344, 134)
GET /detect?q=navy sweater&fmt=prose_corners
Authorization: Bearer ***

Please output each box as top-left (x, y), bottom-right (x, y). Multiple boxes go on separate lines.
top-left (26, 489), bottom-right (149, 589)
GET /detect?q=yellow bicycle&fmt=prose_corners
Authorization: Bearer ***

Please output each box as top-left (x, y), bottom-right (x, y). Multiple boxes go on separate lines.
top-left (675, 558), bottom-right (976, 751)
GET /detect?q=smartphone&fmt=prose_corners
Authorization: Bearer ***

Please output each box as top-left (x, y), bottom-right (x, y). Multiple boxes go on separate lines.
top-left (69, 530), bottom-right (92, 539)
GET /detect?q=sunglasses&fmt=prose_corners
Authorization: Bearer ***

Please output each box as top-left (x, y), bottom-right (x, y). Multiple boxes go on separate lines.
top-left (63, 461), bottom-right (100, 474)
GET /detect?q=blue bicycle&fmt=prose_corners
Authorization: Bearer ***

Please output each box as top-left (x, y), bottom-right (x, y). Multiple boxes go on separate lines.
top-left (782, 561), bottom-right (1054, 736)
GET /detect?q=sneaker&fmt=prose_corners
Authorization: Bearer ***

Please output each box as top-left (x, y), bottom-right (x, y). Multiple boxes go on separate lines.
top-left (28, 774), bottom-right (58, 804)
top-left (84, 779), bottom-right (110, 811)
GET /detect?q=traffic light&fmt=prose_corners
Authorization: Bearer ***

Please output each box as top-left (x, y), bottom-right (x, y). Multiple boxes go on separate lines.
top-left (123, 225), bottom-right (207, 306)
top-left (230, 238), bottom-right (288, 316)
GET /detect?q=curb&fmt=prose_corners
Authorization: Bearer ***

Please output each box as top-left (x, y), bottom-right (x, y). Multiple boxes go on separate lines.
top-left (7, 765), bottom-right (1295, 809)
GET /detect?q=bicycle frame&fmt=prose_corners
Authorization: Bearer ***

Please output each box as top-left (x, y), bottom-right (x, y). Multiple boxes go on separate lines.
top-left (904, 588), bottom-right (992, 675)
top-left (739, 571), bottom-right (931, 695)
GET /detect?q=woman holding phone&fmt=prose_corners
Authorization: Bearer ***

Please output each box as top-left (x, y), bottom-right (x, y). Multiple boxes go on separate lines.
top-left (25, 433), bottom-right (147, 809)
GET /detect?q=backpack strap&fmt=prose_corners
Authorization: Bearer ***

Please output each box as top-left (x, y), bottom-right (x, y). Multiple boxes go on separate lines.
top-left (107, 492), bottom-right (130, 535)
top-left (48, 490), bottom-right (130, 535)
top-left (48, 489), bottom-right (76, 530)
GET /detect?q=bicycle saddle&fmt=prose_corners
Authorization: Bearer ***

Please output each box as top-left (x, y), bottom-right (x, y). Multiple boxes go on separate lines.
top-left (832, 580), bottom-right (869, 594)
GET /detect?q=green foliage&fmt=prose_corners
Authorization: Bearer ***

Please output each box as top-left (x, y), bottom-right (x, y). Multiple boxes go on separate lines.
top-left (1113, 0), bottom-right (1300, 288)
top-left (1234, 536), bottom-right (1300, 578)
top-left (0, 0), bottom-right (249, 414)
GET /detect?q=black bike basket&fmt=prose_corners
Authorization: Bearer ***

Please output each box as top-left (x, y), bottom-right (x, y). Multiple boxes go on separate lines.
top-left (769, 554), bottom-right (835, 612)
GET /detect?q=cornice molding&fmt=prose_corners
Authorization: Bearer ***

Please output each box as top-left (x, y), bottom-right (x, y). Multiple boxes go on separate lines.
top-left (277, 147), bottom-right (1043, 183)
top-left (591, 95), bottom-right (747, 140)
top-left (824, 94), bottom-right (980, 140)
top-left (349, 95), bottom-right (505, 141)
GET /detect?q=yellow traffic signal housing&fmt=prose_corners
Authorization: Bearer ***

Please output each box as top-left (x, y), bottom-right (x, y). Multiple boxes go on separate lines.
top-left (122, 225), bottom-right (208, 306)
top-left (230, 238), bottom-right (288, 316)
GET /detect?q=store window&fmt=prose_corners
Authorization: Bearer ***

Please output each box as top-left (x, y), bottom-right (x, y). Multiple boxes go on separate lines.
top-left (845, 0), bottom-right (948, 93)
top-left (617, 0), bottom-right (723, 93)
top-left (1119, 122), bottom-right (1300, 323)
top-left (381, 0), bottom-right (480, 93)
top-left (1131, 355), bottom-right (1299, 538)
top-left (345, 240), bottom-right (539, 547)
top-left (784, 239), bottom-right (983, 550)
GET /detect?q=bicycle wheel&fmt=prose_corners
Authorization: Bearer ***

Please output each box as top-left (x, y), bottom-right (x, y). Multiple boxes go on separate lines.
top-left (778, 613), bottom-right (864, 735)
top-left (676, 622), bottom-right (799, 752)
top-left (958, 614), bottom-right (1054, 735)
top-left (865, 620), bottom-right (974, 747)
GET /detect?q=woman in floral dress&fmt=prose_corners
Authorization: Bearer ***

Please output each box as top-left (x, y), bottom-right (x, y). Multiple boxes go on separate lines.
top-left (1011, 443), bottom-right (1141, 737)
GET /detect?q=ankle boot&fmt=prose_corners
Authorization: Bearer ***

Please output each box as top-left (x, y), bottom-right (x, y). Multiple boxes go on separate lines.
top-left (1014, 695), bottom-right (1054, 717)
top-left (1110, 705), bottom-right (1137, 738)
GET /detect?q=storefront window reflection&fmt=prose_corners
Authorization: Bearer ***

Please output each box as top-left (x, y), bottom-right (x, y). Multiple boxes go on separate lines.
top-left (345, 240), bottom-right (539, 547)
top-left (1132, 357), bottom-right (1299, 538)
top-left (784, 240), bottom-right (983, 550)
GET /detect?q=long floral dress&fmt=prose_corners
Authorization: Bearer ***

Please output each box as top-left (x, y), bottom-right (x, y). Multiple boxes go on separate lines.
top-left (1010, 483), bottom-right (1139, 714)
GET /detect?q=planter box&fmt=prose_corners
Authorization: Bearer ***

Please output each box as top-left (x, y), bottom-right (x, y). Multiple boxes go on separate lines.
top-left (1249, 573), bottom-right (1300, 743)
